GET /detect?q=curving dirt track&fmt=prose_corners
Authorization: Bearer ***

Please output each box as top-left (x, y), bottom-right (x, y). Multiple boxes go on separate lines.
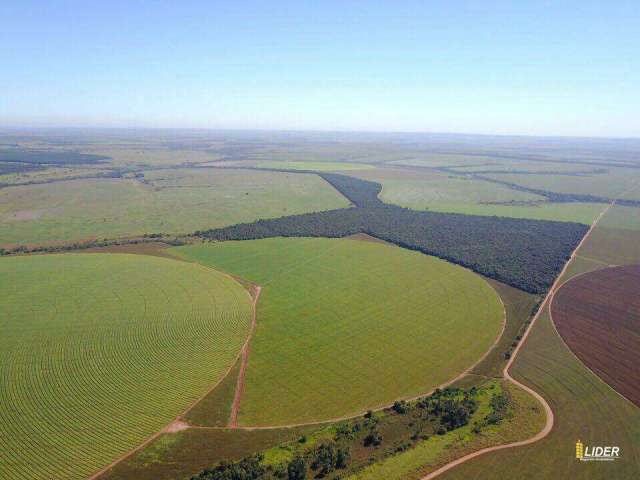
top-left (420, 201), bottom-right (614, 480)
top-left (550, 265), bottom-right (640, 407)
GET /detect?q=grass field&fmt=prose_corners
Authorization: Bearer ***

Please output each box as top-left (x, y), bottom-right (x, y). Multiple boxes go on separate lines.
top-left (0, 253), bottom-right (252, 480)
top-left (423, 202), bottom-right (604, 224)
top-left (0, 166), bottom-right (110, 185)
top-left (353, 168), bottom-right (544, 205)
top-left (174, 237), bottom-right (503, 426)
top-left (578, 206), bottom-right (640, 265)
top-left (485, 168), bottom-right (640, 200)
top-left (243, 161), bottom-right (374, 171)
top-left (389, 154), bottom-right (503, 168)
top-left (350, 167), bottom-right (603, 224)
top-left (0, 168), bottom-right (349, 245)
top-left (84, 147), bottom-right (220, 167)
top-left (449, 160), bottom-right (609, 173)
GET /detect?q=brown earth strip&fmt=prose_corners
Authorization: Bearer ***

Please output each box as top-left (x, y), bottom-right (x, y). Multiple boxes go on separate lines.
top-left (81, 242), bottom-right (179, 259)
top-left (228, 286), bottom-right (262, 428)
top-left (550, 265), bottom-right (640, 407)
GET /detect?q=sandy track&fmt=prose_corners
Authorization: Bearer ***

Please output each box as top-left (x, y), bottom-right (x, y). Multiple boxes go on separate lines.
top-left (419, 201), bottom-right (614, 480)
top-left (228, 286), bottom-right (262, 428)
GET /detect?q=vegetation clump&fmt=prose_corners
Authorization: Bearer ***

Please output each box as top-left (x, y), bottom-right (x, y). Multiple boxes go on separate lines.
top-left (190, 381), bottom-right (511, 480)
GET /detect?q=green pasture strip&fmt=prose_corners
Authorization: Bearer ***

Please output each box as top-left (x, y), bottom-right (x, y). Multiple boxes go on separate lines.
top-left (99, 427), bottom-right (316, 480)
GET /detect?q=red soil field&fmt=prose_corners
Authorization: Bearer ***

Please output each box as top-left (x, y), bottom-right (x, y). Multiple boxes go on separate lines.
top-left (551, 265), bottom-right (640, 407)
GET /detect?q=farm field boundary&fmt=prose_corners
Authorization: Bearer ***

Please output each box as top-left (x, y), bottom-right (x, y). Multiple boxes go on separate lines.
top-left (417, 201), bottom-right (614, 479)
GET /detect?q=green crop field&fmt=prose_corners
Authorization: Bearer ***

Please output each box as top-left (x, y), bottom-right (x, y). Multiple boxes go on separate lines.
top-left (0, 253), bottom-right (252, 480)
top-left (0, 168), bottom-right (349, 246)
top-left (174, 237), bottom-right (503, 426)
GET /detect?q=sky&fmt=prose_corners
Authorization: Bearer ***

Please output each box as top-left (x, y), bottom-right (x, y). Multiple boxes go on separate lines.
top-left (1, 1), bottom-right (639, 137)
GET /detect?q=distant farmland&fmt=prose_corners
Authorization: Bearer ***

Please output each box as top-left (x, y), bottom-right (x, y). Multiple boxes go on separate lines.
top-left (0, 168), bottom-right (348, 245)
top-left (174, 237), bottom-right (503, 426)
top-left (0, 253), bottom-right (252, 480)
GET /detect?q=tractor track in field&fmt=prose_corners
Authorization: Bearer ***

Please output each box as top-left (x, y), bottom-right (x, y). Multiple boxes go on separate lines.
top-left (88, 271), bottom-right (261, 480)
top-left (418, 200), bottom-right (615, 480)
top-left (228, 285), bottom-right (262, 428)
top-left (161, 285), bottom-right (509, 432)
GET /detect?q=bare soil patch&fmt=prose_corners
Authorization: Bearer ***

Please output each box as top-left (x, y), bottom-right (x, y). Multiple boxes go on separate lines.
top-left (344, 232), bottom-right (391, 245)
top-left (82, 242), bottom-right (179, 259)
top-left (165, 420), bottom-right (190, 433)
top-left (551, 264), bottom-right (640, 407)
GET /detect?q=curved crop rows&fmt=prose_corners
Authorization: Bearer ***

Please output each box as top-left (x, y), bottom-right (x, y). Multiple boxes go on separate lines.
top-left (174, 237), bottom-right (504, 427)
top-left (0, 253), bottom-right (252, 480)
top-left (551, 265), bottom-right (640, 407)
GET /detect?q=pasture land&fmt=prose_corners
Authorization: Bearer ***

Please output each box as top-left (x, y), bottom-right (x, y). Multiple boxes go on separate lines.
top-left (0, 253), bottom-right (252, 480)
top-left (579, 227), bottom-right (640, 266)
top-left (0, 166), bottom-right (110, 185)
top-left (423, 202), bottom-right (603, 225)
top-left (349, 167), bottom-right (603, 224)
top-left (0, 148), bottom-right (109, 165)
top-left (83, 147), bottom-right (220, 167)
top-left (174, 237), bottom-right (503, 426)
top-left (201, 161), bottom-right (375, 171)
top-left (0, 168), bottom-right (348, 245)
top-left (578, 206), bottom-right (640, 266)
top-left (448, 159), bottom-right (610, 173)
top-left (388, 154), bottom-right (503, 168)
top-left (352, 167), bottom-right (544, 205)
top-left (99, 427), bottom-right (315, 480)
top-left (484, 168), bottom-right (640, 200)
top-left (598, 205), bottom-right (640, 231)
top-left (551, 265), bottom-right (640, 407)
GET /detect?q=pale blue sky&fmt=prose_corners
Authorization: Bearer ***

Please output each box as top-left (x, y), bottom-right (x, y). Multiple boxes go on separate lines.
top-left (1, 1), bottom-right (638, 137)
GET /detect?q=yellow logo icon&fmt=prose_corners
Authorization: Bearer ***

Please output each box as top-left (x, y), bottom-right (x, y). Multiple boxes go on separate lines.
top-left (576, 440), bottom-right (584, 460)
